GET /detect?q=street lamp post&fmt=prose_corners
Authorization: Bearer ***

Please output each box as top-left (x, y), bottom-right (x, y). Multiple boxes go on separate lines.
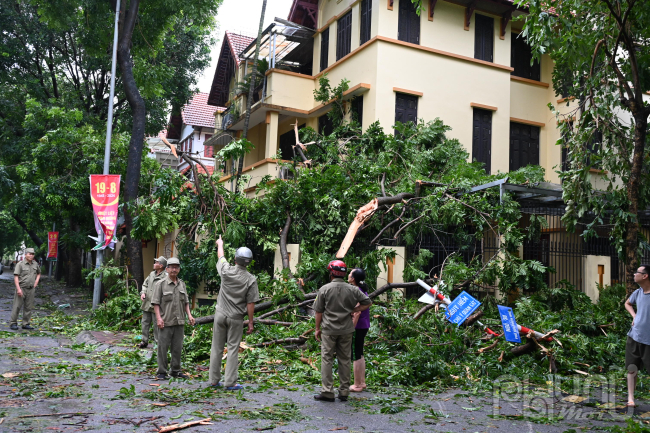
top-left (93, 0), bottom-right (120, 310)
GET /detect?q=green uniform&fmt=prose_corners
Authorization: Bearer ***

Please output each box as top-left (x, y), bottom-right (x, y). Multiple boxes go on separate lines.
top-left (313, 278), bottom-right (371, 399)
top-left (209, 256), bottom-right (259, 387)
top-left (140, 270), bottom-right (166, 345)
top-left (11, 259), bottom-right (41, 327)
top-left (151, 276), bottom-right (189, 376)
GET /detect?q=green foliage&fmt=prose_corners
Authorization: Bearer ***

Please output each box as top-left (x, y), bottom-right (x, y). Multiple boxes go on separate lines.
top-left (517, 0), bottom-right (650, 286)
top-left (90, 293), bottom-right (142, 330)
top-left (313, 74), bottom-right (350, 128)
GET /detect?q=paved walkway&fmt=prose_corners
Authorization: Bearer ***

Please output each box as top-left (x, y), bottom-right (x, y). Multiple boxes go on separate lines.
top-left (0, 277), bottom-right (641, 432)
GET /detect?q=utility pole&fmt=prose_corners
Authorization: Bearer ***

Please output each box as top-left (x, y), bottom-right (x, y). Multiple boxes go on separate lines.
top-left (93, 0), bottom-right (120, 309)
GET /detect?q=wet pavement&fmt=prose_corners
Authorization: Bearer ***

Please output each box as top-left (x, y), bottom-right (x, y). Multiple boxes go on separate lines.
top-left (0, 276), bottom-right (643, 432)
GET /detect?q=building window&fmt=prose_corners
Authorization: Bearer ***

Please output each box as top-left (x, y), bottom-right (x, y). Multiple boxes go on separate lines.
top-left (398, 0), bottom-right (420, 44)
top-left (279, 124), bottom-right (306, 161)
top-left (561, 121), bottom-right (573, 172)
top-left (472, 108), bottom-right (492, 173)
top-left (587, 129), bottom-right (603, 168)
top-left (395, 93), bottom-right (418, 135)
top-left (337, 11), bottom-right (352, 60)
top-left (204, 145), bottom-right (214, 158)
top-left (351, 95), bottom-right (364, 127)
top-left (474, 14), bottom-right (493, 62)
top-left (320, 28), bottom-right (329, 72)
top-left (204, 134), bottom-right (212, 141)
top-left (319, 114), bottom-right (334, 136)
top-left (509, 122), bottom-right (540, 171)
top-left (511, 33), bottom-right (540, 81)
top-left (360, 0), bottom-right (372, 45)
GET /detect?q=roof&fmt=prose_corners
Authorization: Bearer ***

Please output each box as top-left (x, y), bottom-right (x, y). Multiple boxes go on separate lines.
top-left (180, 165), bottom-right (215, 176)
top-left (207, 32), bottom-right (256, 107)
top-left (226, 32), bottom-right (255, 66)
top-left (181, 93), bottom-right (217, 129)
top-left (287, 0), bottom-right (317, 29)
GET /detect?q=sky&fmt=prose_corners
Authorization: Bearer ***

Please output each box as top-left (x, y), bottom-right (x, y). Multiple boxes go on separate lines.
top-left (196, 0), bottom-right (295, 93)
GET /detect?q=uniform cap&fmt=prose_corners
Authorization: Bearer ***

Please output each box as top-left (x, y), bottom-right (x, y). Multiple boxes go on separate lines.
top-left (155, 256), bottom-right (168, 267)
top-left (167, 257), bottom-right (180, 266)
top-left (235, 247), bottom-right (253, 266)
top-left (24, 248), bottom-right (35, 254)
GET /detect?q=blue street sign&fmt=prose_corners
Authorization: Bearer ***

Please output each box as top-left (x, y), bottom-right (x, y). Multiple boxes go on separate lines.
top-left (497, 305), bottom-right (521, 343)
top-left (445, 291), bottom-right (481, 326)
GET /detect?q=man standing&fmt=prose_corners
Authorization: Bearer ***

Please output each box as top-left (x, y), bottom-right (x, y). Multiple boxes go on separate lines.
top-left (139, 256), bottom-right (167, 348)
top-left (151, 257), bottom-right (195, 380)
top-left (624, 264), bottom-right (650, 407)
top-left (313, 260), bottom-right (371, 402)
top-left (209, 235), bottom-right (259, 391)
top-left (10, 248), bottom-right (41, 331)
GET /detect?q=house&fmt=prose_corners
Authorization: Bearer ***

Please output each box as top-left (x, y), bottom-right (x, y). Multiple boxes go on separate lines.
top-left (195, 0), bottom-right (650, 301)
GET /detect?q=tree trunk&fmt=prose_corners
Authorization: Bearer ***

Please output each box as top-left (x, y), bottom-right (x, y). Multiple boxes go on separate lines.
top-left (625, 114), bottom-right (648, 295)
top-left (116, 0), bottom-right (145, 286)
top-left (235, 0), bottom-right (267, 190)
top-left (66, 219), bottom-right (83, 287)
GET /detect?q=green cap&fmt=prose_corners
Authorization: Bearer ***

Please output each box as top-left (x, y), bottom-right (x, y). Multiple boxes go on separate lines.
top-left (24, 248), bottom-right (35, 254)
top-left (155, 256), bottom-right (167, 267)
top-left (167, 257), bottom-right (180, 266)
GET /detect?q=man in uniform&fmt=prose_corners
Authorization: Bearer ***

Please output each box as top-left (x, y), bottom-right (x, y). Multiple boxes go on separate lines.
top-left (209, 235), bottom-right (259, 391)
top-left (151, 257), bottom-right (195, 380)
top-left (10, 248), bottom-right (41, 330)
top-left (139, 256), bottom-right (167, 348)
top-left (313, 260), bottom-right (371, 402)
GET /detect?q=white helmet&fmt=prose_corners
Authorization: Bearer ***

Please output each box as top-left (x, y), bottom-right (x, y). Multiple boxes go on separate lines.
top-left (235, 247), bottom-right (253, 266)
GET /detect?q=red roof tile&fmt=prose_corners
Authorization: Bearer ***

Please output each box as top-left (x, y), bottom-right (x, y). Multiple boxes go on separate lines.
top-left (226, 31), bottom-right (255, 66)
top-left (181, 93), bottom-right (217, 129)
top-left (197, 165), bottom-right (215, 176)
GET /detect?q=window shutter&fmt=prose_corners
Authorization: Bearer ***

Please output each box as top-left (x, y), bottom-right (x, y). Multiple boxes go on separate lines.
top-left (398, 0), bottom-right (420, 44)
top-left (509, 122), bottom-right (540, 170)
top-left (337, 11), bottom-right (352, 60)
top-left (474, 14), bottom-right (493, 62)
top-left (320, 28), bottom-right (329, 72)
top-left (204, 146), bottom-right (213, 158)
top-left (394, 93), bottom-right (418, 135)
top-left (472, 108), bottom-right (492, 173)
top-left (360, 0), bottom-right (372, 45)
top-left (511, 33), bottom-right (541, 80)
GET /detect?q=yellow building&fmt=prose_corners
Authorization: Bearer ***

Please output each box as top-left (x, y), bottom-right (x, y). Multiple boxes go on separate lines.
top-left (191, 0), bottom-right (633, 301)
top-left (206, 0), bottom-right (569, 193)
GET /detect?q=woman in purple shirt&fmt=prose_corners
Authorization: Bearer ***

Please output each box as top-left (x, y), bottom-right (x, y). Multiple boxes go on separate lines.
top-left (348, 268), bottom-right (370, 392)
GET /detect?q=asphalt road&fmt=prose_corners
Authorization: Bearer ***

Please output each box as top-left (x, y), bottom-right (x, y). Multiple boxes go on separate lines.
top-left (0, 276), bottom-right (642, 432)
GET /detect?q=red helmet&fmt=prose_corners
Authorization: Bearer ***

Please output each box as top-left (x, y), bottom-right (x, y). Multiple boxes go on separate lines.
top-left (327, 260), bottom-right (347, 277)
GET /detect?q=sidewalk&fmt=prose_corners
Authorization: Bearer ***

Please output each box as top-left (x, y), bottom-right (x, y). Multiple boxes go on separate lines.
top-left (0, 277), bottom-right (638, 432)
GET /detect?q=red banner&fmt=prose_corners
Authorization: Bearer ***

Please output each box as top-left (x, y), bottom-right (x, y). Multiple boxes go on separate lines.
top-left (90, 174), bottom-right (121, 249)
top-left (47, 232), bottom-right (59, 261)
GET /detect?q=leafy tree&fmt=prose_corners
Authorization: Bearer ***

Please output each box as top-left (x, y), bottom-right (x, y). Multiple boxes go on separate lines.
top-left (516, 0), bottom-right (650, 294)
top-left (144, 77), bottom-right (550, 301)
top-left (0, 0), bottom-right (220, 285)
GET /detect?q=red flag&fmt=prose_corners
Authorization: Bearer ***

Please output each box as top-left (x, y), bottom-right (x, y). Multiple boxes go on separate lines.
top-left (89, 175), bottom-right (121, 249)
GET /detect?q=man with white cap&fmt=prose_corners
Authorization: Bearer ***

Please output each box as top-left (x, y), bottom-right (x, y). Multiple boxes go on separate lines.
top-left (10, 248), bottom-right (41, 330)
top-left (209, 235), bottom-right (259, 390)
top-left (139, 256), bottom-right (167, 348)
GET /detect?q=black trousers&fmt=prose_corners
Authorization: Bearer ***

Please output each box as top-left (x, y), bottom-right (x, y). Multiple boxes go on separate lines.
top-left (352, 328), bottom-right (369, 361)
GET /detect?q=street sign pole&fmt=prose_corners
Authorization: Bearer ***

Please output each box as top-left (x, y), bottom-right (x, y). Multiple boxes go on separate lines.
top-left (93, 0), bottom-right (120, 310)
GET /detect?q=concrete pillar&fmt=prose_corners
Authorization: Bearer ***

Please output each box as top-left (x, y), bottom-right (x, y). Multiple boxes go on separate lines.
top-left (265, 111), bottom-right (279, 159)
top-left (350, 3), bottom-right (361, 52)
top-left (274, 244), bottom-right (300, 274)
top-left (377, 246), bottom-right (405, 296)
top-left (582, 255), bottom-right (611, 303)
top-left (328, 21), bottom-right (337, 66)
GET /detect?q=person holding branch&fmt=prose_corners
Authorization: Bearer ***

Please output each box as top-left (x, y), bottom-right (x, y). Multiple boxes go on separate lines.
top-left (209, 235), bottom-right (259, 391)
